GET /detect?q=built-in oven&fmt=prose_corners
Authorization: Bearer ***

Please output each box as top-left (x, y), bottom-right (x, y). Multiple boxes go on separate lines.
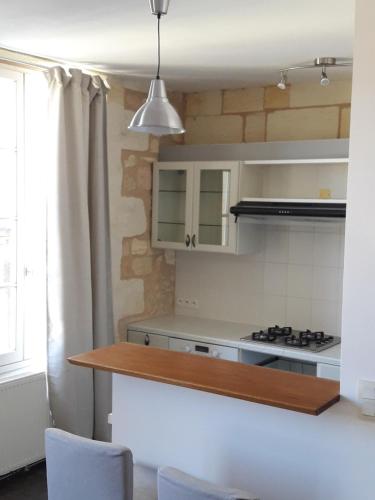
top-left (239, 349), bottom-right (317, 375)
top-left (256, 356), bottom-right (316, 376)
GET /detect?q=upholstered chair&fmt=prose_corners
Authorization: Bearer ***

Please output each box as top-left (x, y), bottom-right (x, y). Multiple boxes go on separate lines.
top-left (45, 428), bottom-right (157, 500)
top-left (158, 466), bottom-right (260, 500)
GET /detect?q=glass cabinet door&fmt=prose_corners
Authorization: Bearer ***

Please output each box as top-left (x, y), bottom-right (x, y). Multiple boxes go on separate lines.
top-left (152, 164), bottom-right (193, 249)
top-left (192, 163), bottom-right (238, 253)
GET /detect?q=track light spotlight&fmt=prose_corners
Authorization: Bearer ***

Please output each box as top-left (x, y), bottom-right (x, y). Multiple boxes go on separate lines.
top-left (277, 72), bottom-right (287, 90)
top-left (320, 68), bottom-right (330, 87)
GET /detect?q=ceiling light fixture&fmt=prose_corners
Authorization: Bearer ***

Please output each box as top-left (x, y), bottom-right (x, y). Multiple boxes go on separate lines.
top-left (276, 57), bottom-right (352, 90)
top-left (128, 0), bottom-right (185, 136)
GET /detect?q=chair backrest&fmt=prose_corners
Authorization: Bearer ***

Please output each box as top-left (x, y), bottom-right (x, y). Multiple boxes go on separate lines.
top-left (45, 428), bottom-right (133, 500)
top-left (158, 467), bottom-right (260, 500)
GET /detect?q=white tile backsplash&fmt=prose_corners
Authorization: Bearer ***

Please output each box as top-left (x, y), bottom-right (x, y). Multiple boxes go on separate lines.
top-left (264, 262), bottom-right (288, 295)
top-left (311, 299), bottom-right (340, 334)
top-left (265, 228), bottom-right (290, 263)
top-left (289, 230), bottom-right (314, 265)
top-left (313, 232), bottom-right (342, 267)
top-left (287, 264), bottom-right (313, 299)
top-left (263, 295), bottom-right (287, 325)
top-left (312, 266), bottom-right (342, 300)
top-left (286, 297), bottom-right (312, 330)
top-left (175, 225), bottom-right (345, 335)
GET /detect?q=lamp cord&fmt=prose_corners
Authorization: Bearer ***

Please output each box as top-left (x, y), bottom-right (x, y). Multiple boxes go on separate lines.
top-left (156, 13), bottom-right (161, 79)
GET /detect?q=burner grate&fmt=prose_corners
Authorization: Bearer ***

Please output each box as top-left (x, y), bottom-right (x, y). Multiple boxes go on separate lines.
top-left (241, 325), bottom-right (341, 352)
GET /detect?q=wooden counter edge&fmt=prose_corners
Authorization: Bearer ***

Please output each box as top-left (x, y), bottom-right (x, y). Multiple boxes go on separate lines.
top-left (68, 346), bottom-right (340, 416)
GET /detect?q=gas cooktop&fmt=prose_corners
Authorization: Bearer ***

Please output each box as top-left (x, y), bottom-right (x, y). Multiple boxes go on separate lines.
top-left (241, 325), bottom-right (341, 353)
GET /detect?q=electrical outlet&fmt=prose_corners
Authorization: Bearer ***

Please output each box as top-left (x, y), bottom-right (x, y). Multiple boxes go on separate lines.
top-left (359, 380), bottom-right (375, 400)
top-left (176, 297), bottom-right (199, 309)
top-left (361, 400), bottom-right (375, 417)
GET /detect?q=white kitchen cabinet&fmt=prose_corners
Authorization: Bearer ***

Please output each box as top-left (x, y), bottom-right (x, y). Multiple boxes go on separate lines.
top-left (152, 161), bottom-right (239, 253)
top-left (317, 362), bottom-right (341, 381)
top-left (127, 330), bottom-right (169, 349)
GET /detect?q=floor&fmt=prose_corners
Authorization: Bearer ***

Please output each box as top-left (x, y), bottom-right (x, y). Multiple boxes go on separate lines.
top-left (0, 462), bottom-right (48, 500)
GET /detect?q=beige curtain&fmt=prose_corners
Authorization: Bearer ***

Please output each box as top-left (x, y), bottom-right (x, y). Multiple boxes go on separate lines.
top-left (46, 67), bottom-right (114, 441)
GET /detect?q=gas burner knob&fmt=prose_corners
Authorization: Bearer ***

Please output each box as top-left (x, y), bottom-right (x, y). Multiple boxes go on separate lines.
top-left (184, 346), bottom-right (192, 353)
top-left (212, 349), bottom-right (220, 358)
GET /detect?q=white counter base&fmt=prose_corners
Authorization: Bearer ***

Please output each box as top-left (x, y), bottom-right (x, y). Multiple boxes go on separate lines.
top-left (112, 374), bottom-right (374, 500)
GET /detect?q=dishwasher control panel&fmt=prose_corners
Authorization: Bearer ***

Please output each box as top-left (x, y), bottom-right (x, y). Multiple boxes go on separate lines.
top-left (169, 338), bottom-right (238, 361)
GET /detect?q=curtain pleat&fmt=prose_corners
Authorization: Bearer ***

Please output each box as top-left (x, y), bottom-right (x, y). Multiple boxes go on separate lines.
top-left (46, 67), bottom-right (113, 440)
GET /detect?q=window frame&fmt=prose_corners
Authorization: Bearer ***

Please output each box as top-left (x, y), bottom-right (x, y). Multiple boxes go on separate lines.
top-left (0, 67), bottom-right (26, 370)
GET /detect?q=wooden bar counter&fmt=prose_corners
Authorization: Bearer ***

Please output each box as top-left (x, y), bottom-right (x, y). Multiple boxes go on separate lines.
top-left (68, 342), bottom-right (340, 415)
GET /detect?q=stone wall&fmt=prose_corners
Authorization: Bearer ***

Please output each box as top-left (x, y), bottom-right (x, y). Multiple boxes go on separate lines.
top-left (107, 78), bottom-right (352, 341)
top-left (107, 80), bottom-right (184, 340)
top-left (183, 81), bottom-right (352, 145)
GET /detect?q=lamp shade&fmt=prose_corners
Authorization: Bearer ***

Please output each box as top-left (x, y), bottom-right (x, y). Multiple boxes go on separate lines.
top-left (128, 79), bottom-right (185, 136)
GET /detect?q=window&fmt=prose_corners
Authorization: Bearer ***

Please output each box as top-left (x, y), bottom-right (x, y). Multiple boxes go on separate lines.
top-left (0, 66), bottom-right (47, 374)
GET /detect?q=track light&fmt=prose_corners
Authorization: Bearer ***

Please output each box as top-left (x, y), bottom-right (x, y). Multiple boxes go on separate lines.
top-left (277, 72), bottom-right (287, 90)
top-left (320, 68), bottom-right (330, 87)
top-left (276, 57), bottom-right (352, 88)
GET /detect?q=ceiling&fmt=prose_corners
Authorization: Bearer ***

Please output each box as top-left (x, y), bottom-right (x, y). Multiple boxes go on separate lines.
top-left (0, 0), bottom-right (355, 91)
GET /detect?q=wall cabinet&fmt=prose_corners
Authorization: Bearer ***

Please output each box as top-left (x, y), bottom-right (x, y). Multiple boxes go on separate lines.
top-left (152, 161), bottom-right (239, 253)
top-left (152, 156), bottom-right (348, 254)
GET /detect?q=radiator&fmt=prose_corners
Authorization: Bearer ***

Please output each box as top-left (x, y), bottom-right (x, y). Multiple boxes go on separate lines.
top-left (0, 372), bottom-right (50, 475)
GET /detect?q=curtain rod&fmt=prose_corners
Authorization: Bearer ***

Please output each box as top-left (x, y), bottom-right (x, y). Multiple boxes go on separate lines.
top-left (0, 49), bottom-right (108, 76)
top-left (0, 55), bottom-right (50, 71)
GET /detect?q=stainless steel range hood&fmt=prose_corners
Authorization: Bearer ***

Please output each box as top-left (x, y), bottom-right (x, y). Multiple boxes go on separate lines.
top-left (230, 198), bottom-right (346, 223)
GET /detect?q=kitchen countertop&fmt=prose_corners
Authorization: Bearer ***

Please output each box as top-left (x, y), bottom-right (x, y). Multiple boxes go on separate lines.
top-left (128, 314), bottom-right (341, 366)
top-left (68, 343), bottom-right (340, 416)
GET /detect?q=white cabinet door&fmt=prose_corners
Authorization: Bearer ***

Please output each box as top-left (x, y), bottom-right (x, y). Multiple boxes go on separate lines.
top-left (127, 330), bottom-right (169, 349)
top-left (191, 162), bottom-right (239, 253)
top-left (152, 162), bottom-right (194, 251)
top-left (317, 363), bottom-right (340, 381)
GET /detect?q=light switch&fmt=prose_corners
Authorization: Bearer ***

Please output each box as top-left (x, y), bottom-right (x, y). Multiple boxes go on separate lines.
top-left (361, 399), bottom-right (375, 417)
top-left (358, 380), bottom-right (375, 400)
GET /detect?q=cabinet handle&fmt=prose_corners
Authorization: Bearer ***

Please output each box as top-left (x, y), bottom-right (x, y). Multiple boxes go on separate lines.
top-left (192, 234), bottom-right (196, 248)
top-left (185, 234), bottom-right (191, 247)
top-left (144, 334), bottom-right (150, 346)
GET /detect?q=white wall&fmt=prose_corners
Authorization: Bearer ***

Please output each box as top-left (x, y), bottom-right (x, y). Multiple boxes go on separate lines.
top-left (176, 224), bottom-right (345, 335)
top-left (340, 0), bottom-right (375, 400)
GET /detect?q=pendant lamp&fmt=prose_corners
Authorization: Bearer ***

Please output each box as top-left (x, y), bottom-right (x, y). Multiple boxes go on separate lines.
top-left (128, 0), bottom-right (185, 136)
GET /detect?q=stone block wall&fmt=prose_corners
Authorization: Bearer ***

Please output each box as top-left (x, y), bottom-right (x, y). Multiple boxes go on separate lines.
top-left (107, 80), bottom-right (183, 340)
top-left (183, 80), bottom-right (352, 145)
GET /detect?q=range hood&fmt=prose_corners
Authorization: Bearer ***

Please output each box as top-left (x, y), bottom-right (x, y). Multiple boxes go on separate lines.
top-left (230, 198), bottom-right (346, 222)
